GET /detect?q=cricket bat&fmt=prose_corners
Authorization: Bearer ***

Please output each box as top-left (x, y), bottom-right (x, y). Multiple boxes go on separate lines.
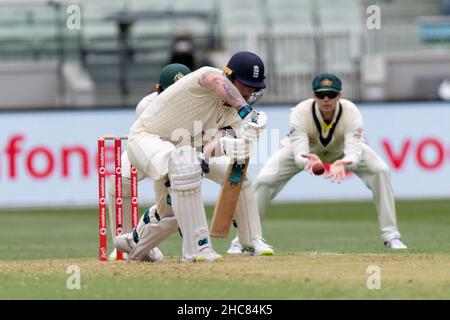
top-left (210, 158), bottom-right (250, 237)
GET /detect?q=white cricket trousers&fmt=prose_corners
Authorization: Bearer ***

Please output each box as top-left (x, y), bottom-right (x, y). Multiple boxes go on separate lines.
top-left (254, 144), bottom-right (402, 242)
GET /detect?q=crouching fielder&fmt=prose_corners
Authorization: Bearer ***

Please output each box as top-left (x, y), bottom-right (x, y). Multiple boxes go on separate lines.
top-left (228, 73), bottom-right (407, 253)
top-left (114, 51), bottom-right (273, 262)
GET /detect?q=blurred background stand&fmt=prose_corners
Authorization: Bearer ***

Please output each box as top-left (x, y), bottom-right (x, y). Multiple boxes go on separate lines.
top-left (0, 0), bottom-right (94, 109)
top-left (169, 30), bottom-right (196, 70)
top-left (93, 9), bottom-right (220, 106)
top-left (1, 0), bottom-right (450, 108)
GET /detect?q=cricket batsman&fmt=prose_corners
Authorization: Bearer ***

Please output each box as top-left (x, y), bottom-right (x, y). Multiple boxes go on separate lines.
top-left (114, 51), bottom-right (274, 262)
top-left (107, 63), bottom-right (191, 261)
top-left (227, 73), bottom-right (407, 254)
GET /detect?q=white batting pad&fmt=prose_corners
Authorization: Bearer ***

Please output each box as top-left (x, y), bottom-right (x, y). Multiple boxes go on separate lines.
top-left (168, 146), bottom-right (211, 260)
top-left (113, 233), bottom-right (135, 254)
top-left (129, 215), bottom-right (178, 261)
top-left (234, 181), bottom-right (263, 247)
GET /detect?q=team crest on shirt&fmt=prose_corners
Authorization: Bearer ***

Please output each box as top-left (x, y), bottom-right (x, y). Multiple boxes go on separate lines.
top-left (173, 72), bottom-right (185, 82)
top-left (321, 79), bottom-right (333, 86)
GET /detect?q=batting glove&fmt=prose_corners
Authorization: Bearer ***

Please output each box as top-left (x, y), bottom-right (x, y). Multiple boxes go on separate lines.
top-left (242, 111), bottom-right (267, 141)
top-left (218, 137), bottom-right (253, 160)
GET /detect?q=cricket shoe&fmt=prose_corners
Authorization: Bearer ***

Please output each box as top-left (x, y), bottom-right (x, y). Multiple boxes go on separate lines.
top-left (226, 237), bottom-right (244, 255)
top-left (244, 237), bottom-right (274, 256)
top-left (182, 248), bottom-right (223, 263)
top-left (384, 238), bottom-right (408, 249)
top-left (148, 247), bottom-right (164, 262)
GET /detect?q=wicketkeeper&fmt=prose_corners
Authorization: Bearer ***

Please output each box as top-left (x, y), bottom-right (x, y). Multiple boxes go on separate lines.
top-left (227, 73), bottom-right (407, 254)
top-left (114, 51), bottom-right (274, 262)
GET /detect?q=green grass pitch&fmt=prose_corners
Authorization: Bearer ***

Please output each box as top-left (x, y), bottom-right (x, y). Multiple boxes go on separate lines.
top-left (0, 199), bottom-right (449, 299)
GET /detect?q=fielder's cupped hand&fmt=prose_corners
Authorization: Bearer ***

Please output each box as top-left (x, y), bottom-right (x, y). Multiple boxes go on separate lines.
top-left (219, 137), bottom-right (253, 161)
top-left (301, 153), bottom-right (323, 173)
top-left (242, 111), bottom-right (267, 141)
top-left (325, 159), bottom-right (353, 183)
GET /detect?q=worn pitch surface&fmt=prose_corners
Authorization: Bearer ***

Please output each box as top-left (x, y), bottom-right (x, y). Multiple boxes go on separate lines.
top-left (1, 200), bottom-right (449, 299)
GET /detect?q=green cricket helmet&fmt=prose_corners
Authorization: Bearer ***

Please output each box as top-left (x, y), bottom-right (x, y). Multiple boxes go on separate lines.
top-left (157, 63), bottom-right (192, 92)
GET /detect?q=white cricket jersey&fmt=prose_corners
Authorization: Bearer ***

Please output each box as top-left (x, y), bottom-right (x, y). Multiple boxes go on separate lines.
top-left (135, 92), bottom-right (158, 119)
top-left (129, 66), bottom-right (242, 147)
top-left (281, 98), bottom-right (364, 166)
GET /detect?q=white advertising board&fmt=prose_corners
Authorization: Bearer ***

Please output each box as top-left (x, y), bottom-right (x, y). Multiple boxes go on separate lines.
top-left (0, 102), bottom-right (449, 207)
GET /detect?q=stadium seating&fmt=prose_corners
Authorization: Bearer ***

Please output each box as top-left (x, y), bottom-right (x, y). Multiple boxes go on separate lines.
top-left (0, 0), bottom-right (446, 105)
top-left (376, 0), bottom-right (442, 25)
top-left (319, 0), bottom-right (361, 30)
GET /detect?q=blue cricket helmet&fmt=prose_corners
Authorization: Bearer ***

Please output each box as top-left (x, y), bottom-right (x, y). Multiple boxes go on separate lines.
top-left (224, 51), bottom-right (266, 90)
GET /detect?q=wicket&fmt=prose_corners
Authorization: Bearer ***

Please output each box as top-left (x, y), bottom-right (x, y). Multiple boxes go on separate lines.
top-left (97, 135), bottom-right (138, 261)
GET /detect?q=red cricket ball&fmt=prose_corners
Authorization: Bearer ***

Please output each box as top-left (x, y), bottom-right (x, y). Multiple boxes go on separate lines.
top-left (312, 163), bottom-right (325, 175)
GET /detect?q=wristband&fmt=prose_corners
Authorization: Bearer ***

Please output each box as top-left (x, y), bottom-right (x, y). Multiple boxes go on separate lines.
top-left (238, 104), bottom-right (253, 119)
